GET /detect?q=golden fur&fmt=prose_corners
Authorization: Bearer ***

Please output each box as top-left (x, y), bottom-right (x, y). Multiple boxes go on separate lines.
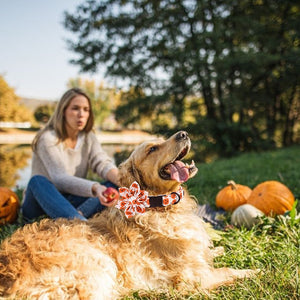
top-left (0, 131), bottom-right (256, 299)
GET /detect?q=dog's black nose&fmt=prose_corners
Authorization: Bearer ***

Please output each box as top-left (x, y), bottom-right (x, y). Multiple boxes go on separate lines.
top-left (175, 131), bottom-right (188, 141)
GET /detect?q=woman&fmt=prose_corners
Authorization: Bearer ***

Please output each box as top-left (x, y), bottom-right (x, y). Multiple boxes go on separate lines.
top-left (21, 88), bottom-right (119, 221)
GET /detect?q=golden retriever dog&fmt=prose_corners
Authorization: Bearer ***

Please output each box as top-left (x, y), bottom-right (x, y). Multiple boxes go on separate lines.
top-left (0, 131), bottom-right (256, 299)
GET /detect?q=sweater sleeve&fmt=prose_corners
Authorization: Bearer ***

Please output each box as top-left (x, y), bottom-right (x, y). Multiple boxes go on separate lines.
top-left (88, 133), bottom-right (117, 179)
top-left (35, 132), bottom-right (96, 197)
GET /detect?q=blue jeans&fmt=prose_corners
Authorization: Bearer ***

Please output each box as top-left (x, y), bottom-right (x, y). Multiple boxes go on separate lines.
top-left (21, 175), bottom-right (118, 222)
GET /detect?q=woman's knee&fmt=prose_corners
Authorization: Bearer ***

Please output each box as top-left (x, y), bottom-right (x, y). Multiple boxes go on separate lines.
top-left (29, 175), bottom-right (51, 186)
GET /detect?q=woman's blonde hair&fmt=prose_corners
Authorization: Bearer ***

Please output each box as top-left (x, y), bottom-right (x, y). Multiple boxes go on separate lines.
top-left (32, 88), bottom-right (94, 151)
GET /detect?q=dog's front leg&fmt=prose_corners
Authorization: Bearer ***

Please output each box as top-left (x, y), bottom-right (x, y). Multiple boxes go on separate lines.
top-left (199, 267), bottom-right (259, 290)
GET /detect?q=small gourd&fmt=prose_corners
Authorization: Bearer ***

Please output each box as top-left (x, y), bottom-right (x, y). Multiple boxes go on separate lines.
top-left (216, 180), bottom-right (252, 211)
top-left (0, 187), bottom-right (20, 225)
top-left (231, 204), bottom-right (264, 228)
top-left (247, 180), bottom-right (294, 216)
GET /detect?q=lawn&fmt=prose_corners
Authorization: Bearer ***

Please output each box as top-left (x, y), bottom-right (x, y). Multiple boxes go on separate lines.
top-left (0, 145), bottom-right (299, 299)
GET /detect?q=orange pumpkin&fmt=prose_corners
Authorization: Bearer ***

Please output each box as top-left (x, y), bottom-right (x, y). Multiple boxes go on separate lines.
top-left (247, 180), bottom-right (294, 216)
top-left (216, 180), bottom-right (252, 211)
top-left (0, 187), bottom-right (20, 225)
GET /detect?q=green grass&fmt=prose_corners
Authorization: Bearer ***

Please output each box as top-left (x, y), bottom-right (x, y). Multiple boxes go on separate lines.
top-left (0, 145), bottom-right (299, 299)
top-left (188, 145), bottom-right (300, 205)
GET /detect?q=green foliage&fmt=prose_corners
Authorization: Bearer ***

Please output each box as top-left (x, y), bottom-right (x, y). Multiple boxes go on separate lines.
top-left (0, 222), bottom-right (21, 241)
top-left (188, 145), bottom-right (300, 205)
top-left (64, 0), bottom-right (300, 158)
top-left (34, 103), bottom-right (56, 123)
top-left (289, 200), bottom-right (298, 226)
top-left (114, 148), bottom-right (133, 166)
top-left (210, 215), bottom-right (300, 300)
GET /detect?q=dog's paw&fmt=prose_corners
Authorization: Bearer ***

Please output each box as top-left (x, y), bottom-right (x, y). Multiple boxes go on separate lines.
top-left (230, 268), bottom-right (261, 279)
top-left (211, 246), bottom-right (225, 258)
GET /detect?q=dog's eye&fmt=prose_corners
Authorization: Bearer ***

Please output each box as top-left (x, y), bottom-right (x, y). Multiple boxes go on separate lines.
top-left (148, 146), bottom-right (158, 154)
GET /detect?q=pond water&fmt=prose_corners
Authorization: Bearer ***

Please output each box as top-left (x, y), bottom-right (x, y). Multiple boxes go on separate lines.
top-left (0, 144), bottom-right (135, 189)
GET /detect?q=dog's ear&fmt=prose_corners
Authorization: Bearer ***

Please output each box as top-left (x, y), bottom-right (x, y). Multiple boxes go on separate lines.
top-left (118, 158), bottom-right (137, 187)
top-left (118, 157), bottom-right (148, 190)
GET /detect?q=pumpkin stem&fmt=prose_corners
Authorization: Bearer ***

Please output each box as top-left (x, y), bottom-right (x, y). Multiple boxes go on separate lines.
top-left (227, 180), bottom-right (237, 190)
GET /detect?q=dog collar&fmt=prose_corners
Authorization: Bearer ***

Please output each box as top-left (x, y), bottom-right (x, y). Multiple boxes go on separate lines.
top-left (115, 181), bottom-right (184, 218)
top-left (148, 190), bottom-right (183, 207)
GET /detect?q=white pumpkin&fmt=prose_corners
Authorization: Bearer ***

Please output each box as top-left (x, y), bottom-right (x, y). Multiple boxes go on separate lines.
top-left (231, 204), bottom-right (264, 228)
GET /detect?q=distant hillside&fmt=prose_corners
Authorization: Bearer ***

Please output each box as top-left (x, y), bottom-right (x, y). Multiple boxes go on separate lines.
top-left (20, 97), bottom-right (57, 112)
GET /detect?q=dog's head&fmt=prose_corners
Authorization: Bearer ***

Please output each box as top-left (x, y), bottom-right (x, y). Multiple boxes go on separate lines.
top-left (118, 131), bottom-right (198, 195)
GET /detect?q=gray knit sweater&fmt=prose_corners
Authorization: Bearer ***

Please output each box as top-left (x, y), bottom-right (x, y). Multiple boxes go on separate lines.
top-left (31, 130), bottom-right (116, 197)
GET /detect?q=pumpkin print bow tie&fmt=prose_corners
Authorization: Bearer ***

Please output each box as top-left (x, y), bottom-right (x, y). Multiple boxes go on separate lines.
top-left (116, 181), bottom-right (183, 218)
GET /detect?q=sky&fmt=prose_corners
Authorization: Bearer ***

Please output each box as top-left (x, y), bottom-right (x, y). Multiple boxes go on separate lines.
top-left (0, 0), bottom-right (103, 101)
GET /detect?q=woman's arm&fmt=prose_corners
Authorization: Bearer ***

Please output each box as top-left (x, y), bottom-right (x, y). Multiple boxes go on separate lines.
top-left (88, 133), bottom-right (119, 181)
top-left (105, 168), bottom-right (119, 186)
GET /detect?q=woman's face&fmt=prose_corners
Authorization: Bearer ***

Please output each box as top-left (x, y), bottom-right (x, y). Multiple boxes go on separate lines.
top-left (64, 95), bottom-right (90, 135)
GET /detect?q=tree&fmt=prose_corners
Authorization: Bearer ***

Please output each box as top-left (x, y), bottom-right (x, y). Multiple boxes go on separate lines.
top-left (0, 145), bottom-right (31, 188)
top-left (0, 75), bottom-right (34, 123)
top-left (34, 104), bottom-right (56, 123)
top-left (64, 0), bottom-right (300, 159)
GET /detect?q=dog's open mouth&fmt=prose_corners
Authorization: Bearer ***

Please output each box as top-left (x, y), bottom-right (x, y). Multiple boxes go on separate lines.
top-left (159, 146), bottom-right (196, 183)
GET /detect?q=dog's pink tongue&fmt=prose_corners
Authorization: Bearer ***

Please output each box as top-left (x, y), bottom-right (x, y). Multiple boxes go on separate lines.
top-left (168, 161), bottom-right (189, 182)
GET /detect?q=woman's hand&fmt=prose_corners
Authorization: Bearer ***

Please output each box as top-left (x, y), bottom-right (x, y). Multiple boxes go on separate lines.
top-left (92, 183), bottom-right (118, 207)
